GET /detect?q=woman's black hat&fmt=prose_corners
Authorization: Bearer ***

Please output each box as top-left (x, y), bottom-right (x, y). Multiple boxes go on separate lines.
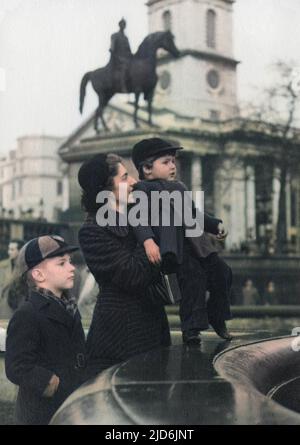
top-left (78, 154), bottom-right (109, 193)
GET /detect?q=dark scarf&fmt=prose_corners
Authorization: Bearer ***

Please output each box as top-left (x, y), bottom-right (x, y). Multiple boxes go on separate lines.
top-left (35, 287), bottom-right (77, 317)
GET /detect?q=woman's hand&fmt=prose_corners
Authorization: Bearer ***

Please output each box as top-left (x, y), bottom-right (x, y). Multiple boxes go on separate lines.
top-left (144, 239), bottom-right (161, 265)
top-left (43, 374), bottom-right (60, 398)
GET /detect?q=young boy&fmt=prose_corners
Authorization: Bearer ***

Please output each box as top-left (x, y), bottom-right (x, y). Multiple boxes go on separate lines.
top-left (131, 138), bottom-right (232, 345)
top-left (5, 235), bottom-right (86, 425)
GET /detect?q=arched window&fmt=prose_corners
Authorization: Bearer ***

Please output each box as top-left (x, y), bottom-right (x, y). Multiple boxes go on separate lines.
top-left (162, 10), bottom-right (172, 31)
top-left (206, 9), bottom-right (216, 48)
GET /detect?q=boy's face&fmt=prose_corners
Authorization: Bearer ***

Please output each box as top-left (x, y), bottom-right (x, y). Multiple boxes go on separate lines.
top-left (32, 254), bottom-right (75, 295)
top-left (148, 154), bottom-right (177, 180)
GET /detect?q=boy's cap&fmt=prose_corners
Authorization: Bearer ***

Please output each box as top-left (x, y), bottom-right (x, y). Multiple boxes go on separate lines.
top-left (17, 235), bottom-right (79, 275)
top-left (131, 138), bottom-right (183, 169)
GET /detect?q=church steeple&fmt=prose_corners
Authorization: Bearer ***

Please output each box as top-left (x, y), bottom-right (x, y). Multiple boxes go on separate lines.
top-left (147, 0), bottom-right (239, 121)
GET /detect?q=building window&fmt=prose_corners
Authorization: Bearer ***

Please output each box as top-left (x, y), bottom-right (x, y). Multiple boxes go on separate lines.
top-left (57, 180), bottom-right (63, 196)
top-left (206, 9), bottom-right (216, 49)
top-left (207, 69), bottom-right (220, 89)
top-left (162, 10), bottom-right (172, 31)
top-left (159, 71), bottom-right (171, 90)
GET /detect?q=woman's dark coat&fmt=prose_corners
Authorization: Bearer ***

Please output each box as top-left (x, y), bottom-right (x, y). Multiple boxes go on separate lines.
top-left (78, 214), bottom-right (171, 378)
top-left (5, 291), bottom-right (86, 425)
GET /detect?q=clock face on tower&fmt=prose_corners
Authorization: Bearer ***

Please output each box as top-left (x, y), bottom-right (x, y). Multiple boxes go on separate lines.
top-left (207, 69), bottom-right (220, 89)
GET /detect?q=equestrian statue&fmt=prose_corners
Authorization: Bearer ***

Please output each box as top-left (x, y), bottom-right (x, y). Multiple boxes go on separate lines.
top-left (79, 19), bottom-right (180, 132)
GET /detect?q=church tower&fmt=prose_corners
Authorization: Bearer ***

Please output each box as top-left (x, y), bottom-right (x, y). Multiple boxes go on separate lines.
top-left (147, 0), bottom-right (239, 121)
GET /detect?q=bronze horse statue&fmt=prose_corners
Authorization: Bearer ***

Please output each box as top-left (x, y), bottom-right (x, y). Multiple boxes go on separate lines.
top-left (79, 31), bottom-right (180, 132)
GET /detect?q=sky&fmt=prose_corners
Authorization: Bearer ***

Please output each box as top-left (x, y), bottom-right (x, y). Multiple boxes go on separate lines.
top-left (0, 0), bottom-right (300, 154)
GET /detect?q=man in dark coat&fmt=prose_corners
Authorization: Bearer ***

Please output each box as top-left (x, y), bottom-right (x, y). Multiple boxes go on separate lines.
top-left (110, 18), bottom-right (132, 92)
top-left (5, 235), bottom-right (86, 425)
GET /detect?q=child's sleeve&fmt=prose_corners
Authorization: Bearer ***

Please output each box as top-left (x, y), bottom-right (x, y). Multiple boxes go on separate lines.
top-left (133, 225), bottom-right (155, 245)
top-left (131, 181), bottom-right (155, 244)
top-left (5, 309), bottom-right (54, 396)
top-left (174, 181), bottom-right (222, 234)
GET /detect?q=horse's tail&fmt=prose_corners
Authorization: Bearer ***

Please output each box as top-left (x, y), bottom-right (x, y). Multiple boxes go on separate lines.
top-left (79, 72), bottom-right (91, 114)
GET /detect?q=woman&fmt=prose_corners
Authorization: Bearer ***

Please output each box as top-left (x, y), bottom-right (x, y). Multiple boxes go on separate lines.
top-left (77, 153), bottom-right (171, 378)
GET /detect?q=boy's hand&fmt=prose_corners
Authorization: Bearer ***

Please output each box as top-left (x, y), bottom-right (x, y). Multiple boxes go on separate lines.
top-left (43, 374), bottom-right (60, 398)
top-left (144, 239), bottom-right (161, 265)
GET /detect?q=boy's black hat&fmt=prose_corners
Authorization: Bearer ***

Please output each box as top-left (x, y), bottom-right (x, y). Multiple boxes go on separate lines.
top-left (17, 235), bottom-right (79, 275)
top-left (132, 138), bottom-right (183, 169)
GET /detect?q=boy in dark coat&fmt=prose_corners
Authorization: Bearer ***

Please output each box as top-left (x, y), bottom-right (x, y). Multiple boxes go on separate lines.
top-left (131, 138), bottom-right (232, 345)
top-left (5, 235), bottom-right (86, 425)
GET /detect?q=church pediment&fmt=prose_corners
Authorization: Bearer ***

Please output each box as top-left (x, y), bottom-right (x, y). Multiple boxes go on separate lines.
top-left (58, 98), bottom-right (202, 159)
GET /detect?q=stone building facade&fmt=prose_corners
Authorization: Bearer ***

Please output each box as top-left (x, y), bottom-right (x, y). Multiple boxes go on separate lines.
top-left (0, 135), bottom-right (69, 222)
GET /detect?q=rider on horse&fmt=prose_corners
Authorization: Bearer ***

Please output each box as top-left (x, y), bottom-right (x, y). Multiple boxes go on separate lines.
top-left (110, 18), bottom-right (132, 93)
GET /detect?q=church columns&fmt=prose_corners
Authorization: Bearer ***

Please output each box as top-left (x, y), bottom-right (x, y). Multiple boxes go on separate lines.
top-left (178, 152), bottom-right (192, 190)
top-left (286, 173), bottom-right (292, 242)
top-left (191, 154), bottom-right (202, 193)
top-left (245, 165), bottom-right (256, 242)
top-left (213, 158), bottom-right (251, 251)
top-left (68, 162), bottom-right (82, 215)
top-left (296, 177), bottom-right (300, 253)
top-left (272, 167), bottom-right (280, 238)
top-left (273, 165), bottom-right (300, 253)
top-left (181, 151), bottom-right (300, 254)
top-left (255, 161), bottom-right (274, 246)
top-left (286, 172), bottom-right (300, 252)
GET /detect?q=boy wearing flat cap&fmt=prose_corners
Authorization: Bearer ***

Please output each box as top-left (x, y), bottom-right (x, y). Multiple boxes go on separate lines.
top-left (5, 235), bottom-right (86, 425)
top-left (131, 138), bottom-right (233, 344)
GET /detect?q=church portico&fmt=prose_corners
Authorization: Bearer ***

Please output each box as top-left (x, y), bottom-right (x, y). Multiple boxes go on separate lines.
top-left (59, 99), bottom-right (300, 254)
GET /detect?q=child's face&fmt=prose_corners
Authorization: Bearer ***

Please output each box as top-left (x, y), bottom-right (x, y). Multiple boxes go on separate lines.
top-left (32, 254), bottom-right (75, 295)
top-left (149, 155), bottom-right (177, 180)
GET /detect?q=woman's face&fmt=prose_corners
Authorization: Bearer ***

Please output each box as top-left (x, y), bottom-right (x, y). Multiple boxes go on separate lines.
top-left (112, 163), bottom-right (136, 204)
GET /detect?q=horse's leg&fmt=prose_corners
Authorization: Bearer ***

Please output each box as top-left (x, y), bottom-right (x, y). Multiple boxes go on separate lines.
top-left (134, 92), bottom-right (140, 128)
top-left (97, 95), bottom-right (109, 132)
top-left (94, 105), bottom-right (100, 134)
top-left (146, 90), bottom-right (155, 126)
top-left (99, 108), bottom-right (109, 132)
top-left (99, 92), bottom-right (114, 132)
